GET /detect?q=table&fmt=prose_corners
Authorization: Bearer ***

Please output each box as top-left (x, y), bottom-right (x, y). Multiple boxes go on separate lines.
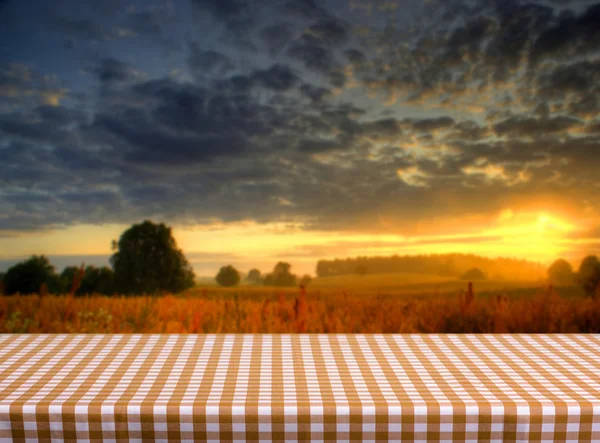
top-left (0, 334), bottom-right (599, 442)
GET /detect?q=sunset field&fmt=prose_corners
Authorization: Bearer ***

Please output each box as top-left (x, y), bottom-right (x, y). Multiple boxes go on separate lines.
top-left (2, 0), bottom-right (600, 335)
top-left (1, 279), bottom-right (597, 334)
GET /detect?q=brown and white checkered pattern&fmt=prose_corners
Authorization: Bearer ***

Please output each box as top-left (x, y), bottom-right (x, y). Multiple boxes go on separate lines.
top-left (0, 334), bottom-right (599, 442)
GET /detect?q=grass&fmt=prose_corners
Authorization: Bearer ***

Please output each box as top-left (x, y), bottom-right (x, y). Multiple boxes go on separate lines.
top-left (0, 280), bottom-right (597, 333)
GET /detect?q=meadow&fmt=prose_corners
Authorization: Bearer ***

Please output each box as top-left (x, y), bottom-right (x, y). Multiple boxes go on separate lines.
top-left (0, 275), bottom-right (598, 334)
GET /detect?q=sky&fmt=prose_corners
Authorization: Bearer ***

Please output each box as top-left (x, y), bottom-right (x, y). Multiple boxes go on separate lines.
top-left (1, 0), bottom-right (600, 277)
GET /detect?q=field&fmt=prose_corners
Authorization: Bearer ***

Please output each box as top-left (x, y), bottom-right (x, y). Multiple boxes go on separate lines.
top-left (0, 275), bottom-right (598, 333)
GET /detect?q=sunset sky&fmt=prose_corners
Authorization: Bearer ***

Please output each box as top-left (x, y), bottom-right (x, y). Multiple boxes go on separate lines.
top-left (1, 0), bottom-right (600, 276)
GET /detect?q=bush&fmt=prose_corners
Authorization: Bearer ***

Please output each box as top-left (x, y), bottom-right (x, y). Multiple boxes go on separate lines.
top-left (246, 269), bottom-right (262, 284)
top-left (264, 262), bottom-right (297, 287)
top-left (460, 268), bottom-right (486, 281)
top-left (216, 265), bottom-right (241, 287)
top-left (577, 255), bottom-right (600, 297)
top-left (3, 255), bottom-right (62, 295)
top-left (300, 275), bottom-right (312, 287)
top-left (547, 259), bottom-right (574, 285)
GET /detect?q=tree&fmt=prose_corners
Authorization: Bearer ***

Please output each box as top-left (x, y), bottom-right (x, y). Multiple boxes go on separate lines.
top-left (264, 262), bottom-right (297, 287)
top-left (60, 266), bottom-right (81, 293)
top-left (110, 220), bottom-right (196, 294)
top-left (300, 274), bottom-right (312, 287)
top-left (355, 264), bottom-right (367, 276)
top-left (316, 260), bottom-right (331, 278)
top-left (216, 265), bottom-right (241, 287)
top-left (460, 268), bottom-right (486, 281)
top-left (246, 268), bottom-right (262, 284)
top-left (547, 259), bottom-right (574, 285)
top-left (577, 255), bottom-right (600, 297)
top-left (80, 266), bottom-right (116, 295)
top-left (3, 255), bottom-right (62, 295)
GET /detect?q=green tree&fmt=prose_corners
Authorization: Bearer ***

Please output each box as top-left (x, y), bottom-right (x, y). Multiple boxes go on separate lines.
top-left (110, 220), bottom-right (196, 294)
top-left (460, 268), bottom-right (486, 281)
top-left (246, 268), bottom-right (262, 284)
top-left (216, 265), bottom-right (241, 287)
top-left (3, 255), bottom-right (62, 295)
top-left (80, 266), bottom-right (116, 295)
top-left (264, 262), bottom-right (297, 287)
top-left (577, 255), bottom-right (600, 297)
top-left (547, 259), bottom-right (574, 285)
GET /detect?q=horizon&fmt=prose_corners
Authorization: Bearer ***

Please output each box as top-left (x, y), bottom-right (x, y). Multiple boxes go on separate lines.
top-left (0, 244), bottom-right (572, 279)
top-left (1, 0), bottom-right (600, 277)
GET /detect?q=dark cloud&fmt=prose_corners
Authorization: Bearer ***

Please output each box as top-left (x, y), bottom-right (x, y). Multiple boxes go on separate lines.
top-left (362, 118), bottom-right (402, 137)
top-left (251, 64), bottom-right (300, 91)
top-left (49, 15), bottom-right (109, 41)
top-left (188, 43), bottom-right (235, 79)
top-left (189, 0), bottom-right (251, 21)
top-left (287, 35), bottom-right (336, 75)
top-left (586, 121), bottom-right (600, 133)
top-left (533, 103), bottom-right (550, 117)
top-left (531, 2), bottom-right (600, 62)
top-left (36, 105), bottom-right (84, 126)
top-left (568, 95), bottom-right (599, 119)
top-left (188, 0), bottom-right (265, 44)
top-left (306, 19), bottom-right (348, 47)
top-left (91, 58), bottom-right (144, 85)
top-left (410, 117), bottom-right (456, 133)
top-left (344, 48), bottom-right (366, 65)
top-left (118, 6), bottom-right (182, 52)
top-left (441, 15), bottom-right (495, 69)
top-left (2, 0), bottom-right (600, 240)
top-left (95, 110), bottom-right (250, 166)
top-left (0, 107), bottom-right (85, 146)
top-left (536, 59), bottom-right (600, 104)
top-left (299, 83), bottom-right (330, 103)
top-left (260, 24), bottom-right (294, 56)
top-left (283, 0), bottom-right (330, 20)
top-left (127, 10), bottom-right (163, 35)
top-left (493, 115), bottom-right (583, 137)
top-left (296, 138), bottom-right (345, 153)
top-left (484, 2), bottom-right (553, 75)
top-left (445, 120), bottom-right (491, 142)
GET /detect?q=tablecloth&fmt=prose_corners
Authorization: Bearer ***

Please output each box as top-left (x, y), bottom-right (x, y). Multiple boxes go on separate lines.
top-left (0, 334), bottom-right (599, 442)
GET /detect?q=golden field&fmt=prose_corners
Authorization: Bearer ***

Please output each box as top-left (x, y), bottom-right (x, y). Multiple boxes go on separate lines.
top-left (1, 277), bottom-right (599, 333)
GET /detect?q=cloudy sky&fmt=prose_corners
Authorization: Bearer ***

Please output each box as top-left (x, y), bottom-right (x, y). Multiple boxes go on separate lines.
top-left (1, 0), bottom-right (599, 276)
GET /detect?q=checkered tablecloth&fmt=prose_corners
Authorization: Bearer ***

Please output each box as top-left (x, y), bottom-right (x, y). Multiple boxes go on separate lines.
top-left (0, 334), bottom-right (599, 442)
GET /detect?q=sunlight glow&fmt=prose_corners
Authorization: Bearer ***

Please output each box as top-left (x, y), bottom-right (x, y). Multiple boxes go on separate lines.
top-left (0, 209), bottom-right (585, 276)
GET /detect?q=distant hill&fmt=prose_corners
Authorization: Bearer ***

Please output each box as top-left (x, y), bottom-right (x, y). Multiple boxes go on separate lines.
top-left (315, 253), bottom-right (546, 281)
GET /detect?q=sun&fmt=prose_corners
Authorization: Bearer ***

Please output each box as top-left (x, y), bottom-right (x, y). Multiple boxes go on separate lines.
top-left (536, 212), bottom-right (575, 233)
top-left (537, 214), bottom-right (551, 229)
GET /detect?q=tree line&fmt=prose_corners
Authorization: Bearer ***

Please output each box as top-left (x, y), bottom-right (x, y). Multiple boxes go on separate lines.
top-left (316, 253), bottom-right (547, 280)
top-left (215, 262), bottom-right (312, 288)
top-left (0, 220), bottom-right (312, 296)
top-left (0, 221), bottom-right (195, 296)
top-left (1, 220), bottom-right (600, 297)
top-left (546, 257), bottom-right (600, 296)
